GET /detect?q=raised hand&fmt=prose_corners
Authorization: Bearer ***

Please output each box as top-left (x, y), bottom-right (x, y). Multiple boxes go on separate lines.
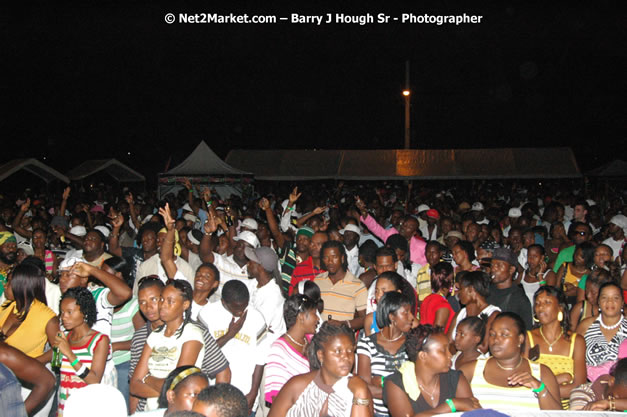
top-left (288, 187), bottom-right (302, 205)
top-left (204, 212), bottom-right (219, 234)
top-left (109, 210), bottom-right (124, 229)
top-left (259, 197), bottom-right (270, 211)
top-left (158, 204), bottom-right (175, 230)
top-left (125, 192), bottom-right (134, 205)
top-left (20, 198), bottom-right (31, 212)
top-left (312, 206), bottom-right (327, 215)
top-left (182, 178), bottom-right (193, 190)
top-left (62, 187), bottom-right (71, 201)
top-left (201, 188), bottom-right (211, 202)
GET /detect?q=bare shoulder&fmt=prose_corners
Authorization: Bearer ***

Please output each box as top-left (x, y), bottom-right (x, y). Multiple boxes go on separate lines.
top-left (576, 316), bottom-right (595, 335)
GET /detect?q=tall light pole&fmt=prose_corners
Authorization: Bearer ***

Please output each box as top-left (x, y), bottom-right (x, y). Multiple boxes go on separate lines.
top-left (403, 60), bottom-right (411, 149)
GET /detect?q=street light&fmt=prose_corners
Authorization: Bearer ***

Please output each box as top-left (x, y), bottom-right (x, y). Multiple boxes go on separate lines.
top-left (402, 90), bottom-right (410, 97)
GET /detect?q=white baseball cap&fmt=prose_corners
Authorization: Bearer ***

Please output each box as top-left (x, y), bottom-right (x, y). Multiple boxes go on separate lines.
top-left (233, 230), bottom-right (260, 248)
top-left (417, 204), bottom-right (430, 213)
top-left (472, 202), bottom-right (484, 211)
top-left (241, 218), bottom-right (259, 231)
top-left (508, 208), bottom-right (522, 218)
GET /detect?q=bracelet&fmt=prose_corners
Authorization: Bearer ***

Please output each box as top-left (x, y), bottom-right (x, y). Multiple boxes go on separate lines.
top-left (287, 206), bottom-right (294, 211)
top-left (532, 382), bottom-right (546, 398)
top-left (142, 372), bottom-right (151, 384)
top-left (70, 358), bottom-right (80, 367)
top-left (352, 397), bottom-right (370, 406)
top-left (77, 365), bottom-right (89, 379)
top-left (206, 201), bottom-right (213, 207)
top-left (380, 375), bottom-right (385, 388)
top-left (445, 399), bottom-right (456, 413)
top-left (608, 394), bottom-right (616, 412)
top-left (188, 189), bottom-right (194, 194)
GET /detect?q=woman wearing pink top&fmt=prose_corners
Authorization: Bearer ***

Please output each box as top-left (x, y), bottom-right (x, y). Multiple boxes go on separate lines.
top-left (264, 294), bottom-right (319, 405)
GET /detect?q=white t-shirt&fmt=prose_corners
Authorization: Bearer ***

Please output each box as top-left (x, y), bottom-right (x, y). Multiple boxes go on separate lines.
top-left (199, 301), bottom-right (267, 401)
top-left (211, 253), bottom-right (253, 295)
top-left (345, 245), bottom-right (360, 277)
top-left (133, 254), bottom-right (195, 296)
top-left (45, 280), bottom-right (62, 315)
top-left (186, 251), bottom-right (203, 274)
top-left (250, 280), bottom-right (286, 340)
top-left (145, 322), bottom-right (205, 410)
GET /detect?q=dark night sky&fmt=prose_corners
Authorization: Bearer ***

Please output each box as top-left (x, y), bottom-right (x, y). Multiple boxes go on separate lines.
top-left (4, 2), bottom-right (627, 180)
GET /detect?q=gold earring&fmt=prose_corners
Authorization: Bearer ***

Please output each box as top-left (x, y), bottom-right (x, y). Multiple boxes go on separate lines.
top-left (557, 311), bottom-right (563, 322)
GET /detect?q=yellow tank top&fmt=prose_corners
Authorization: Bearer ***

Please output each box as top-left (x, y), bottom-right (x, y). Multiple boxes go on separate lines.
top-left (0, 300), bottom-right (56, 358)
top-left (563, 264), bottom-right (582, 287)
top-left (527, 330), bottom-right (576, 409)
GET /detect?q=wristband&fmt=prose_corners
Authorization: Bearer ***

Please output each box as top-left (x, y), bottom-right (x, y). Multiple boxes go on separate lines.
top-left (380, 375), bottom-right (385, 388)
top-left (445, 399), bottom-right (456, 413)
top-left (188, 189), bottom-right (194, 193)
top-left (77, 365), bottom-right (89, 379)
top-left (70, 358), bottom-right (80, 367)
top-left (532, 382), bottom-right (546, 394)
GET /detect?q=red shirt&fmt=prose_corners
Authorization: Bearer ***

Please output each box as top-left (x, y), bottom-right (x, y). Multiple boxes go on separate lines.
top-left (419, 293), bottom-right (455, 333)
top-left (289, 256), bottom-right (324, 295)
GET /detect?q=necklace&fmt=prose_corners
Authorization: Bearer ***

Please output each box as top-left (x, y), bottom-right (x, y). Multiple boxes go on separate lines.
top-left (600, 316), bottom-right (623, 330)
top-left (379, 330), bottom-right (404, 342)
top-left (539, 327), bottom-right (563, 352)
top-left (417, 377), bottom-right (439, 402)
top-left (286, 333), bottom-right (306, 348)
top-left (494, 356), bottom-right (523, 371)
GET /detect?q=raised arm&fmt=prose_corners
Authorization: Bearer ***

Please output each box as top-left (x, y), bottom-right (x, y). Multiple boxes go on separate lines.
top-left (107, 208), bottom-right (124, 257)
top-left (59, 186), bottom-right (71, 220)
top-left (199, 212), bottom-right (219, 264)
top-left (11, 198), bottom-right (33, 238)
top-left (182, 178), bottom-right (201, 215)
top-left (125, 193), bottom-right (142, 231)
top-left (260, 197), bottom-right (286, 249)
top-left (158, 204), bottom-right (178, 279)
top-left (70, 262), bottom-right (131, 306)
top-left (356, 197), bottom-right (394, 242)
top-left (295, 206), bottom-right (327, 228)
top-left (279, 187), bottom-right (301, 232)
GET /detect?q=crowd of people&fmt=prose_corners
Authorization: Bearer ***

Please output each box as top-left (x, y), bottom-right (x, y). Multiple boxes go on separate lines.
top-left (0, 178), bottom-right (626, 417)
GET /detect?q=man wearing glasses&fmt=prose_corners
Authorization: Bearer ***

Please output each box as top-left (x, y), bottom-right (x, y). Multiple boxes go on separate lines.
top-left (552, 221), bottom-right (592, 273)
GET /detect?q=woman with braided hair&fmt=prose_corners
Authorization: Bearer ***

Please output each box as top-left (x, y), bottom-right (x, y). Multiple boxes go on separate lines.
top-left (130, 279), bottom-right (205, 411)
top-left (269, 322), bottom-right (373, 417)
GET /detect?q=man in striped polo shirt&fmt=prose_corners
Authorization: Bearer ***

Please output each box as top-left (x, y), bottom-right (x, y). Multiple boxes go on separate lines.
top-left (314, 240), bottom-right (367, 330)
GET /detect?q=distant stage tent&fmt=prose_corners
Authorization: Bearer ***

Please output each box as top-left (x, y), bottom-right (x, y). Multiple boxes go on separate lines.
top-left (158, 140), bottom-right (253, 199)
top-left (66, 159), bottom-right (145, 183)
top-left (0, 158), bottom-right (69, 184)
top-left (225, 147), bottom-right (581, 180)
top-left (587, 159), bottom-right (627, 177)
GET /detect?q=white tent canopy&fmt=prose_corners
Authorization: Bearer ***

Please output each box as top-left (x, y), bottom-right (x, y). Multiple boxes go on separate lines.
top-left (0, 158), bottom-right (69, 183)
top-left (67, 159), bottom-right (145, 182)
top-left (159, 141), bottom-right (252, 199)
top-left (165, 140), bottom-right (250, 176)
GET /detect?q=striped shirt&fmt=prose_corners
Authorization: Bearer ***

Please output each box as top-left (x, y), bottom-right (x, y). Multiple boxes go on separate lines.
top-left (264, 336), bottom-right (311, 404)
top-left (470, 358), bottom-right (541, 411)
top-left (356, 333), bottom-right (408, 415)
top-left (111, 297), bottom-right (139, 364)
top-left (279, 242), bottom-right (302, 294)
top-left (58, 331), bottom-right (110, 416)
top-left (315, 271), bottom-right (368, 321)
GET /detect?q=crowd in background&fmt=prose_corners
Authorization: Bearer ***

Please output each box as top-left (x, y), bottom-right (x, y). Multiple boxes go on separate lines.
top-left (0, 178), bottom-right (626, 417)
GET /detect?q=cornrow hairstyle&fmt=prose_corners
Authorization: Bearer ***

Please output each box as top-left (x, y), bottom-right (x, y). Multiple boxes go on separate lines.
top-left (103, 255), bottom-right (132, 288)
top-left (376, 271), bottom-right (417, 315)
top-left (405, 324), bottom-right (443, 362)
top-left (457, 314), bottom-right (488, 342)
top-left (158, 365), bottom-right (208, 409)
top-left (532, 285), bottom-right (571, 337)
top-left (3, 263), bottom-right (47, 322)
top-left (61, 287), bottom-right (98, 327)
top-left (195, 384), bottom-right (248, 417)
top-left (430, 261), bottom-right (454, 293)
top-left (138, 275), bottom-right (165, 293)
top-left (306, 322), bottom-right (354, 370)
top-left (376, 291), bottom-right (413, 329)
top-left (320, 240), bottom-right (348, 272)
top-left (158, 280), bottom-right (195, 339)
top-left (284, 294), bottom-right (318, 329)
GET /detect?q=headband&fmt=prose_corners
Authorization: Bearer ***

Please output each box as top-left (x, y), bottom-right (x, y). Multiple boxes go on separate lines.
top-left (158, 228), bottom-right (181, 257)
top-left (169, 367), bottom-right (203, 391)
top-left (0, 232), bottom-right (16, 246)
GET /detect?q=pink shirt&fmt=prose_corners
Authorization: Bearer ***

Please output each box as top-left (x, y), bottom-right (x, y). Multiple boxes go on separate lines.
top-left (360, 214), bottom-right (427, 266)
